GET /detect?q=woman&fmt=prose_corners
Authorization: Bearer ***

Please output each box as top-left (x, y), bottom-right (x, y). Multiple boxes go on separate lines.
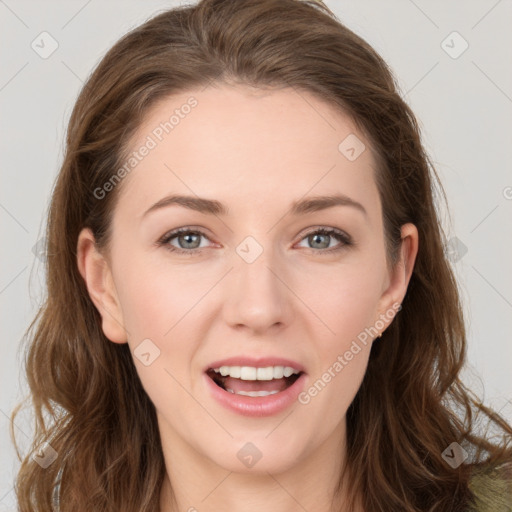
top-left (11, 0), bottom-right (512, 510)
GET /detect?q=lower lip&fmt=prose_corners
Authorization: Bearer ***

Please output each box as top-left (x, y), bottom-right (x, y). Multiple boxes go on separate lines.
top-left (204, 372), bottom-right (307, 417)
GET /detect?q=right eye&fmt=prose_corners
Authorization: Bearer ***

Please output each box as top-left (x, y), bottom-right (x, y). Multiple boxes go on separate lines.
top-left (157, 227), bottom-right (213, 255)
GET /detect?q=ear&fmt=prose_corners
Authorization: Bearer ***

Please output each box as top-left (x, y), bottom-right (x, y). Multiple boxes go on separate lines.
top-left (76, 227), bottom-right (128, 344)
top-left (376, 223), bottom-right (419, 333)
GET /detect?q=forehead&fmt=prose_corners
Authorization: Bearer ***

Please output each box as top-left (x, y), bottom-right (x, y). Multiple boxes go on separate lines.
top-left (114, 83), bottom-right (380, 221)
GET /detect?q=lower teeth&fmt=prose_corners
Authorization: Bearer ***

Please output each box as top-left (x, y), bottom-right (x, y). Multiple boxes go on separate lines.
top-left (225, 388), bottom-right (280, 397)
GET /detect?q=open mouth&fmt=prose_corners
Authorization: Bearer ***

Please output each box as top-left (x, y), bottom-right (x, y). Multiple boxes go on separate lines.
top-left (206, 368), bottom-right (304, 397)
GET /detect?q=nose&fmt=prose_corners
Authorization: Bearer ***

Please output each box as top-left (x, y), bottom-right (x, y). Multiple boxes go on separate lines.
top-left (223, 248), bottom-right (294, 335)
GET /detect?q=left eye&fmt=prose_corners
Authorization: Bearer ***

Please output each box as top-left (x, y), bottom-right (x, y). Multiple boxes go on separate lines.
top-left (157, 227), bottom-right (352, 255)
top-left (296, 228), bottom-right (352, 252)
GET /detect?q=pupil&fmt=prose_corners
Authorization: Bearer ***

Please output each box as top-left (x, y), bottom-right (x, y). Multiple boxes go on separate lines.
top-left (182, 233), bottom-right (199, 248)
top-left (311, 234), bottom-right (328, 249)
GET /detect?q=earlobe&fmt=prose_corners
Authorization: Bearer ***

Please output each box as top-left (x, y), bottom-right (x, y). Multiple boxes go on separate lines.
top-left (76, 228), bottom-right (128, 344)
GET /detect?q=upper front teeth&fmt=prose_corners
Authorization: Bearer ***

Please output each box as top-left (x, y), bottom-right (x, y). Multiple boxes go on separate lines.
top-left (213, 366), bottom-right (300, 380)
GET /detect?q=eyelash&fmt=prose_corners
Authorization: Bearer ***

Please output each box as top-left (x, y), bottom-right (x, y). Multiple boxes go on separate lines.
top-left (156, 226), bottom-right (353, 256)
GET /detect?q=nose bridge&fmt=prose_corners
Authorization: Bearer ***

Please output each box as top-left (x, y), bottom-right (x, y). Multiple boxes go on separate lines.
top-left (225, 233), bottom-right (292, 332)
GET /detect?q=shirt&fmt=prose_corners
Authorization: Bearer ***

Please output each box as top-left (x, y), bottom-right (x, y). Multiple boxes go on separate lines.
top-left (467, 461), bottom-right (512, 511)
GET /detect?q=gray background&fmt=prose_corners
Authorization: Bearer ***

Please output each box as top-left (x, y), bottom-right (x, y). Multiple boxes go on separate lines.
top-left (1, 0), bottom-right (511, 508)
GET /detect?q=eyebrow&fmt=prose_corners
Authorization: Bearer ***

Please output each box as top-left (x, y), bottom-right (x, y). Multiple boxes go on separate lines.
top-left (142, 193), bottom-right (367, 219)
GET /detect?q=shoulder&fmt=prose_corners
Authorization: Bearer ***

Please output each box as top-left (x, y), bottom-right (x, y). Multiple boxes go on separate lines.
top-left (466, 460), bottom-right (512, 512)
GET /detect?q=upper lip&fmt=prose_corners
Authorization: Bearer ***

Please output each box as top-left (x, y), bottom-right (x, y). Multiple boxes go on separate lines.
top-left (205, 356), bottom-right (306, 373)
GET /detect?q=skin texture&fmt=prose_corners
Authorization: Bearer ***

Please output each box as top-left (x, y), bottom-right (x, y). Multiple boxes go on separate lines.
top-left (77, 84), bottom-right (418, 512)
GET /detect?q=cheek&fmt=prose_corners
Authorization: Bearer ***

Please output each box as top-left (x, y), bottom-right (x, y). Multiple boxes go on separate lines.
top-left (111, 252), bottom-right (207, 377)
top-left (115, 263), bottom-right (200, 407)
top-left (112, 249), bottom-right (208, 338)
top-left (300, 259), bottom-right (383, 401)
top-left (302, 259), bottom-right (385, 337)
top-left (118, 280), bottom-right (173, 339)
top-left (301, 315), bottom-right (374, 420)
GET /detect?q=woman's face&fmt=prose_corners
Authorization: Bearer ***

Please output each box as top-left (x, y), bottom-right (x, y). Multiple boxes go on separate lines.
top-left (78, 83), bottom-right (417, 476)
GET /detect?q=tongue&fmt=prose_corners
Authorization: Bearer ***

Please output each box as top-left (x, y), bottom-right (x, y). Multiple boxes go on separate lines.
top-left (222, 376), bottom-right (289, 393)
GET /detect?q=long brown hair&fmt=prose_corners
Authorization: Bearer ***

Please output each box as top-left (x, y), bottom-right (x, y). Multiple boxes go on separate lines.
top-left (11, 0), bottom-right (512, 510)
